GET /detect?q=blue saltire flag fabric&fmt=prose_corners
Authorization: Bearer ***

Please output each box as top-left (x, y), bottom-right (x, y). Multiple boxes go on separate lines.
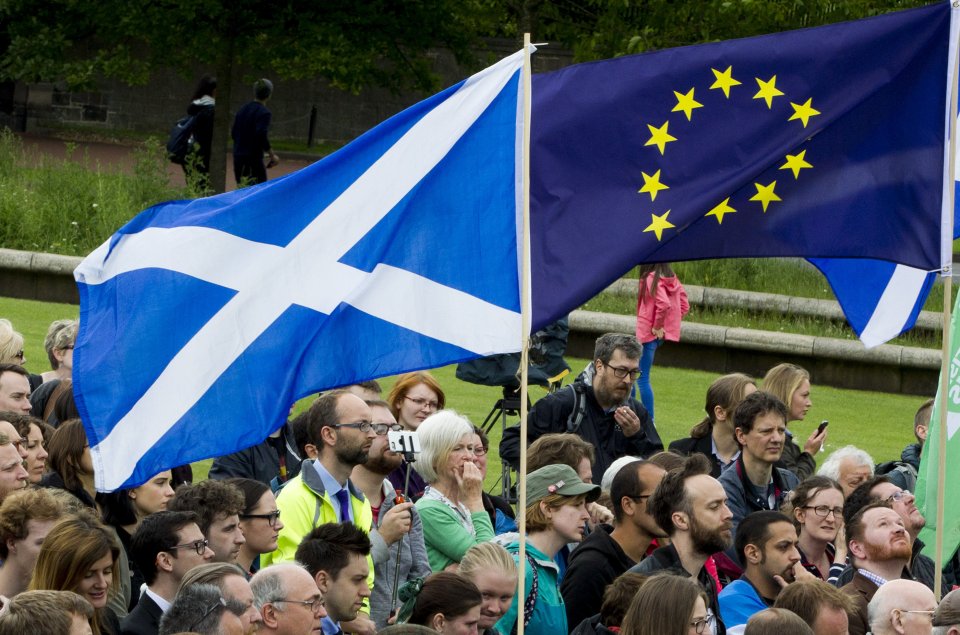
top-left (73, 49), bottom-right (529, 491)
top-left (529, 3), bottom-right (956, 332)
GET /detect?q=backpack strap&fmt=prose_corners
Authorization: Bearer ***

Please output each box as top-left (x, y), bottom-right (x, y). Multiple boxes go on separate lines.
top-left (510, 553), bottom-right (539, 635)
top-left (565, 384), bottom-right (586, 434)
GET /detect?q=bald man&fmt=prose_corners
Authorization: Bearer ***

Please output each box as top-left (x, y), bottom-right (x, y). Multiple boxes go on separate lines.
top-left (867, 579), bottom-right (936, 635)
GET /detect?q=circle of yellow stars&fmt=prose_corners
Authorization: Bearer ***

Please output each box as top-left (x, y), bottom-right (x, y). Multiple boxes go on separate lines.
top-left (636, 65), bottom-right (820, 241)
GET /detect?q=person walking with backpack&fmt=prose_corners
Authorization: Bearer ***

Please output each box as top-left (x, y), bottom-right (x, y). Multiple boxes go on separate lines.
top-left (635, 262), bottom-right (689, 422)
top-left (495, 464), bottom-right (600, 635)
top-left (186, 75), bottom-right (216, 182)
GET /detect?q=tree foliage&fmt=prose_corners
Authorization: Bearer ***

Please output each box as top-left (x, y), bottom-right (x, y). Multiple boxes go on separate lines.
top-left (0, 0), bottom-right (496, 191)
top-left (502, 0), bottom-right (933, 62)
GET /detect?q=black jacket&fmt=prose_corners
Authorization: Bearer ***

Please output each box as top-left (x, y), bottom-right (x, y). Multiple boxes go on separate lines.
top-left (901, 443), bottom-right (922, 471)
top-left (774, 431), bottom-right (816, 480)
top-left (669, 435), bottom-right (726, 478)
top-left (499, 382), bottom-right (662, 484)
top-left (208, 423), bottom-right (301, 488)
top-left (120, 593), bottom-right (162, 635)
top-left (570, 614), bottom-right (619, 635)
top-left (561, 525), bottom-right (635, 628)
top-left (630, 543), bottom-right (726, 635)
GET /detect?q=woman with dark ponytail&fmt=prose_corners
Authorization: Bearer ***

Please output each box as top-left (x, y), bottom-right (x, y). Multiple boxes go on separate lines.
top-left (669, 373), bottom-right (757, 477)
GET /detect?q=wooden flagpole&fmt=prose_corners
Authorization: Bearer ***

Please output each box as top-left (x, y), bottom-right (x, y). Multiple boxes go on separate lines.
top-left (517, 32), bottom-right (533, 635)
top-left (934, 26), bottom-right (959, 597)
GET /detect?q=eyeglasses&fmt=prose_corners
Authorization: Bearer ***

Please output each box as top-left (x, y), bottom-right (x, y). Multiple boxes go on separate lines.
top-left (628, 494), bottom-right (652, 503)
top-left (278, 596), bottom-right (325, 612)
top-left (190, 597), bottom-right (227, 630)
top-left (895, 609), bottom-right (934, 622)
top-left (13, 350), bottom-right (24, 360)
top-left (405, 396), bottom-right (439, 411)
top-left (240, 510), bottom-right (282, 527)
top-left (690, 611), bottom-right (715, 634)
top-left (602, 363), bottom-right (640, 380)
top-left (801, 505), bottom-right (843, 518)
top-left (169, 538), bottom-right (209, 555)
top-left (884, 490), bottom-right (912, 504)
top-left (474, 446), bottom-right (488, 457)
top-left (334, 422), bottom-right (402, 435)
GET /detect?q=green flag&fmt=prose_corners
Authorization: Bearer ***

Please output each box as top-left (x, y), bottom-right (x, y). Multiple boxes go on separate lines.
top-left (916, 291), bottom-right (960, 563)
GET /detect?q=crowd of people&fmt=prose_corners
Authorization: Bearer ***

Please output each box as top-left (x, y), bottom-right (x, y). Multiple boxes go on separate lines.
top-left (0, 317), bottom-right (958, 635)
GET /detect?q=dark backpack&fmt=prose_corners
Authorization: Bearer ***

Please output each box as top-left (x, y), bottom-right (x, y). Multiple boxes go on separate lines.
top-left (166, 114), bottom-right (197, 164)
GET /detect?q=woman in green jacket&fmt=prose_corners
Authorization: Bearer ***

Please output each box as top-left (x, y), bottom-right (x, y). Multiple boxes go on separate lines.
top-left (414, 410), bottom-right (494, 572)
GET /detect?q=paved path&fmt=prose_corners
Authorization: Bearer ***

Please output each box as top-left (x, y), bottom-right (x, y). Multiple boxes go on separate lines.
top-left (15, 132), bottom-right (318, 191)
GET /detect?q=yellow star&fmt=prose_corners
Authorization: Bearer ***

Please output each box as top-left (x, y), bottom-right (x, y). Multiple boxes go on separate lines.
top-left (705, 198), bottom-right (736, 224)
top-left (638, 169), bottom-right (670, 201)
top-left (780, 150), bottom-right (813, 179)
top-left (788, 98), bottom-right (821, 128)
top-left (753, 75), bottom-right (785, 109)
top-left (672, 88), bottom-right (703, 121)
top-left (643, 210), bottom-right (675, 241)
top-left (710, 66), bottom-right (742, 98)
top-left (750, 181), bottom-right (782, 212)
top-left (645, 121), bottom-right (677, 155)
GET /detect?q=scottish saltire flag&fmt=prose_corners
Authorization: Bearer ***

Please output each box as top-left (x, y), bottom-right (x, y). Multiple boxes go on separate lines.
top-left (529, 3), bottom-right (956, 331)
top-left (73, 49), bottom-right (528, 491)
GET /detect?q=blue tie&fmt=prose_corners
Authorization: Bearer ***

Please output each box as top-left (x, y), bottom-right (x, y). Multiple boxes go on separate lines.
top-left (334, 488), bottom-right (351, 523)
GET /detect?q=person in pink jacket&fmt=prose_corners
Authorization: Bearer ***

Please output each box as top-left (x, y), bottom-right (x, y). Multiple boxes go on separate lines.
top-left (635, 263), bottom-right (689, 422)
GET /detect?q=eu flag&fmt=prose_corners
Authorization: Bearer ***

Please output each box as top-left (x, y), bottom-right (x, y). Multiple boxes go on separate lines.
top-left (530, 3), bottom-right (953, 328)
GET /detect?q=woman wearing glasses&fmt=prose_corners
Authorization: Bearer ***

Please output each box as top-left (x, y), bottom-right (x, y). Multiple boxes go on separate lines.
top-left (791, 476), bottom-right (847, 584)
top-left (228, 478), bottom-right (284, 577)
top-left (414, 411), bottom-right (494, 573)
top-left (386, 372), bottom-right (446, 502)
top-left (620, 573), bottom-right (714, 635)
top-left (30, 510), bottom-right (122, 634)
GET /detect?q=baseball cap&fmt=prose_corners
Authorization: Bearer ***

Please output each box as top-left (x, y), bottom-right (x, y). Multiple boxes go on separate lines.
top-left (933, 588), bottom-right (960, 626)
top-left (527, 464), bottom-right (601, 506)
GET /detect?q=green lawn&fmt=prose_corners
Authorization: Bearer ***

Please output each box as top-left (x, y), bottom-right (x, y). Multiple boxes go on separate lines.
top-left (1, 296), bottom-right (927, 490)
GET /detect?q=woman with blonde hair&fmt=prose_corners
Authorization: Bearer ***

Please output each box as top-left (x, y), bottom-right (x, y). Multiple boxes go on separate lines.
top-left (620, 573), bottom-right (713, 635)
top-left (459, 542), bottom-right (517, 635)
top-left (387, 372), bottom-right (447, 501)
top-left (414, 411), bottom-right (494, 572)
top-left (763, 363), bottom-right (826, 480)
top-left (495, 464), bottom-right (600, 635)
top-left (30, 510), bottom-right (121, 634)
top-left (0, 319), bottom-right (42, 391)
top-left (669, 373), bottom-right (757, 477)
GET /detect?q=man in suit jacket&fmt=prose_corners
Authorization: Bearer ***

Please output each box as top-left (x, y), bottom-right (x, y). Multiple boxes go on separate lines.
top-left (840, 503), bottom-right (913, 635)
top-left (122, 511), bottom-right (214, 635)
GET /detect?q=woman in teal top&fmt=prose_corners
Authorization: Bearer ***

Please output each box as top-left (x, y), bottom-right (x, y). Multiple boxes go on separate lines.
top-left (495, 464), bottom-right (600, 635)
top-left (414, 410), bottom-right (495, 572)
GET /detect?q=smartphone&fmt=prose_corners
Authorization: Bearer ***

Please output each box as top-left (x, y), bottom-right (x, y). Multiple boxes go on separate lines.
top-left (817, 420), bottom-right (829, 435)
top-left (388, 430), bottom-right (421, 454)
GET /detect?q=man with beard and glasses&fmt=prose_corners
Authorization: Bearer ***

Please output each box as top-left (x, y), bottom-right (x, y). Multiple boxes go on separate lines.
top-left (719, 511), bottom-right (810, 629)
top-left (629, 453), bottom-right (732, 634)
top-left (562, 459), bottom-right (667, 628)
top-left (500, 333), bottom-right (662, 484)
top-left (840, 502), bottom-right (914, 635)
top-left (838, 476), bottom-right (939, 595)
top-left (350, 400), bottom-right (430, 629)
top-left (719, 391), bottom-right (800, 574)
top-left (268, 390), bottom-right (376, 568)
